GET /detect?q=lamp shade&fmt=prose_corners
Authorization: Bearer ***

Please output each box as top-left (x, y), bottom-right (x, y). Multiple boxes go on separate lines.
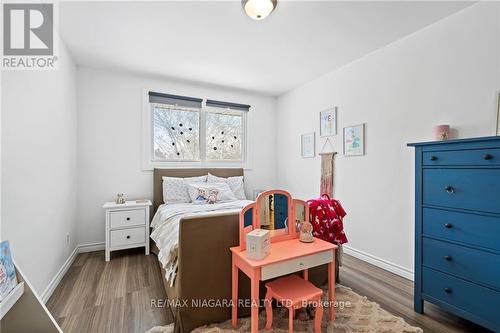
top-left (242, 0), bottom-right (277, 20)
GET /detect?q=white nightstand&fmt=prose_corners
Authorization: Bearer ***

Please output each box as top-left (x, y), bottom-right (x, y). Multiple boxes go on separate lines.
top-left (102, 200), bottom-right (152, 261)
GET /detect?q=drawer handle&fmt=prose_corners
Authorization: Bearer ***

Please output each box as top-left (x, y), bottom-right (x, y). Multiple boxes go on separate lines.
top-left (126, 217), bottom-right (131, 221)
top-left (430, 156), bottom-right (438, 161)
top-left (299, 262), bottom-right (304, 266)
top-left (444, 255), bottom-right (452, 261)
top-left (444, 223), bottom-right (453, 229)
top-left (444, 287), bottom-right (452, 294)
top-left (444, 186), bottom-right (455, 194)
top-left (126, 235), bottom-right (131, 239)
top-left (483, 154), bottom-right (493, 160)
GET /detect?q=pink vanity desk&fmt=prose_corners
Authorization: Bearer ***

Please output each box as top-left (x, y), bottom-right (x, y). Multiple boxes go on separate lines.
top-left (230, 190), bottom-right (337, 333)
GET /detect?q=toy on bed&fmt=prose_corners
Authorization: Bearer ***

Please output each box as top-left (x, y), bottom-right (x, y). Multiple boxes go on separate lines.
top-left (207, 189), bottom-right (219, 204)
top-left (194, 188), bottom-right (207, 204)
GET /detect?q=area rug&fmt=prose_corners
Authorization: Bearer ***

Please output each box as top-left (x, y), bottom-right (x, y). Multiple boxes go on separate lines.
top-left (147, 285), bottom-right (422, 333)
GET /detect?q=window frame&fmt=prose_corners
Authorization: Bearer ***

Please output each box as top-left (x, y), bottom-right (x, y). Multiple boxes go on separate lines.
top-left (142, 89), bottom-right (252, 170)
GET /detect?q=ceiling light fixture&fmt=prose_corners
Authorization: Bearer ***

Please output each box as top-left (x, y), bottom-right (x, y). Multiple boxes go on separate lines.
top-left (242, 0), bottom-right (277, 20)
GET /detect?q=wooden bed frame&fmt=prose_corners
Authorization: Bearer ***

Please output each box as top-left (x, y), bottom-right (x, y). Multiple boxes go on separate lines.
top-left (151, 168), bottom-right (328, 333)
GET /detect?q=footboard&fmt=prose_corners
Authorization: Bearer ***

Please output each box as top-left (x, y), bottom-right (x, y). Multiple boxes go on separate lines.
top-left (175, 213), bottom-right (250, 332)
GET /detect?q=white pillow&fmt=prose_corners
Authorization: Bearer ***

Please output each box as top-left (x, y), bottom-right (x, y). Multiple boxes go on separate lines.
top-left (162, 175), bottom-right (207, 203)
top-left (187, 182), bottom-right (237, 204)
top-left (207, 173), bottom-right (246, 200)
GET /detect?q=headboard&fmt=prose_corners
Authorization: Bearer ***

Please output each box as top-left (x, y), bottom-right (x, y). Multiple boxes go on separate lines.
top-left (153, 168), bottom-right (244, 213)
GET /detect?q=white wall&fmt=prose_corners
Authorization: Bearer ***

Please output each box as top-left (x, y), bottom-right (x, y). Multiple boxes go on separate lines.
top-left (276, 2), bottom-right (500, 275)
top-left (77, 68), bottom-right (277, 245)
top-left (1, 40), bottom-right (79, 294)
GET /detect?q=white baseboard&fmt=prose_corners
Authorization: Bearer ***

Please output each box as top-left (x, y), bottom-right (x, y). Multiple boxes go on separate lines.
top-left (343, 245), bottom-right (414, 281)
top-left (41, 242), bottom-right (106, 303)
top-left (78, 242), bottom-right (105, 253)
top-left (41, 246), bottom-right (79, 303)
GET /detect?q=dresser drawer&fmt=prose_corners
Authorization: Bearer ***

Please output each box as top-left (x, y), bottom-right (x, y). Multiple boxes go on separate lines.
top-left (422, 268), bottom-right (500, 329)
top-left (110, 227), bottom-right (146, 248)
top-left (423, 169), bottom-right (500, 214)
top-left (423, 148), bottom-right (500, 166)
top-left (261, 250), bottom-right (332, 281)
top-left (423, 208), bottom-right (500, 251)
top-left (423, 238), bottom-right (500, 290)
top-left (110, 209), bottom-right (146, 229)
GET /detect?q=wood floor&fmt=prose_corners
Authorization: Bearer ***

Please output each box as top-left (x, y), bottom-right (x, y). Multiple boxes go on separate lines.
top-left (46, 249), bottom-right (172, 333)
top-left (47, 249), bottom-right (491, 333)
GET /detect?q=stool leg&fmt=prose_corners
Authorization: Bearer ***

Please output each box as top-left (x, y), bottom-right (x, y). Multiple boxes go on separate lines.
top-left (314, 299), bottom-right (323, 333)
top-left (289, 306), bottom-right (294, 333)
top-left (265, 291), bottom-right (273, 330)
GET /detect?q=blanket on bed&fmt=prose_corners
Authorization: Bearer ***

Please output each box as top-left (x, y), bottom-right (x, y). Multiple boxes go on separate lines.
top-left (151, 200), bottom-right (253, 286)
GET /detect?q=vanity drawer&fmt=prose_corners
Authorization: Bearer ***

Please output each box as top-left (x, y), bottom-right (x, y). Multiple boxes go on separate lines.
top-left (422, 238), bottom-right (500, 290)
top-left (423, 208), bottom-right (500, 251)
top-left (423, 148), bottom-right (500, 166)
top-left (423, 169), bottom-right (500, 214)
top-left (110, 209), bottom-right (146, 229)
top-left (261, 250), bottom-right (332, 281)
top-left (422, 268), bottom-right (500, 329)
top-left (110, 227), bottom-right (146, 248)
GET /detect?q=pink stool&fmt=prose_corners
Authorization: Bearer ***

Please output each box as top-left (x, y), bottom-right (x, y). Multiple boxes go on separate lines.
top-left (264, 274), bottom-right (323, 333)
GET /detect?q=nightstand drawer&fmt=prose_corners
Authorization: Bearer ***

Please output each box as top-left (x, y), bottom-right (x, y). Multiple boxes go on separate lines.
top-left (110, 209), bottom-right (146, 229)
top-left (261, 250), bottom-right (332, 281)
top-left (110, 227), bottom-right (146, 248)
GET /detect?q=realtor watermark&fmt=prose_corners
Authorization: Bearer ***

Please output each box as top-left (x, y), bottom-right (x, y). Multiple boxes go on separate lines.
top-left (151, 298), bottom-right (352, 310)
top-left (2, 2), bottom-right (58, 70)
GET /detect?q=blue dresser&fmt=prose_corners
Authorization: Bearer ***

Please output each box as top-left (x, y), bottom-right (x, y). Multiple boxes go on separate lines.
top-left (408, 136), bottom-right (500, 332)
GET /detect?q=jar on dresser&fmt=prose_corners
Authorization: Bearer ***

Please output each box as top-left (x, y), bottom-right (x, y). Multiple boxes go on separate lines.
top-left (408, 136), bottom-right (500, 332)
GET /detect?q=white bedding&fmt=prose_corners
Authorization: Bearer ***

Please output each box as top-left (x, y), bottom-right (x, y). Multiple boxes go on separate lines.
top-left (150, 200), bottom-right (253, 286)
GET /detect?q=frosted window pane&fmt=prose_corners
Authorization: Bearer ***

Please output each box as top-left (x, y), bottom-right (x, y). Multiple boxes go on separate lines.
top-left (153, 106), bottom-right (200, 160)
top-left (206, 111), bottom-right (243, 161)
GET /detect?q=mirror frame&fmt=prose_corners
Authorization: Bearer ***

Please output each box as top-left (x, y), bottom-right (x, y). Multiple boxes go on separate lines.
top-left (239, 203), bottom-right (256, 251)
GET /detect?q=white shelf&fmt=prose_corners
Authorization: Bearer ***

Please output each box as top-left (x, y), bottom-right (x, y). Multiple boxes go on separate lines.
top-left (0, 282), bottom-right (25, 320)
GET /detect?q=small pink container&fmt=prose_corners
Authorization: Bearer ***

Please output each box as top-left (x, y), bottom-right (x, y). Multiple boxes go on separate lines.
top-left (433, 125), bottom-right (450, 140)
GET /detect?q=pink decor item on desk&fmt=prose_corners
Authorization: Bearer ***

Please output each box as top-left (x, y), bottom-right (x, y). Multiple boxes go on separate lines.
top-left (432, 124), bottom-right (450, 140)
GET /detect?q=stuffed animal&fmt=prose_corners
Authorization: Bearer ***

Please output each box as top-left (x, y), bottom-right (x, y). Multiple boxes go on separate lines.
top-left (115, 193), bottom-right (126, 204)
top-left (194, 188), bottom-right (207, 204)
top-left (207, 189), bottom-right (219, 204)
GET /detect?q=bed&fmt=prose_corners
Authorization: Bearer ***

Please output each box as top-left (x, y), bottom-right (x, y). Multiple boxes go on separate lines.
top-left (151, 168), bottom-right (328, 333)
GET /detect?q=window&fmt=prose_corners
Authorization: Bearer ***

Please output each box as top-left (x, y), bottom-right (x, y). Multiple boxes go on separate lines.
top-left (152, 105), bottom-right (200, 160)
top-left (205, 108), bottom-right (243, 161)
top-left (144, 91), bottom-right (249, 167)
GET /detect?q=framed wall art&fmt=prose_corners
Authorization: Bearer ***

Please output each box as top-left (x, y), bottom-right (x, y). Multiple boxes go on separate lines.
top-left (320, 107), bottom-right (337, 137)
top-left (343, 124), bottom-right (365, 156)
top-left (496, 92), bottom-right (500, 136)
top-left (301, 132), bottom-right (315, 158)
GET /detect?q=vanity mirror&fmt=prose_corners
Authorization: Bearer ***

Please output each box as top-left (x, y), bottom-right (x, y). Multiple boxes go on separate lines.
top-left (256, 190), bottom-right (291, 235)
top-left (238, 189), bottom-right (312, 250)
